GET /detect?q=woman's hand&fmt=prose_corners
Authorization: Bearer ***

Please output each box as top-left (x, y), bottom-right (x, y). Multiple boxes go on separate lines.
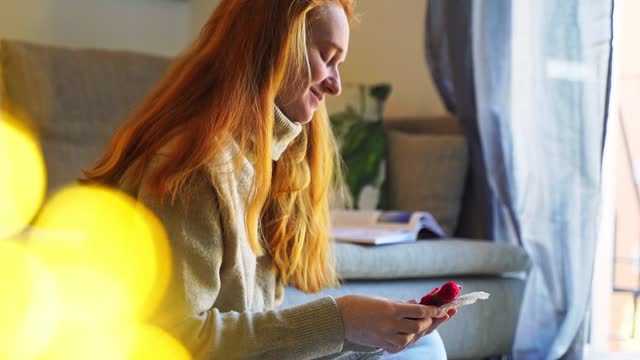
top-left (404, 299), bottom-right (457, 351)
top-left (335, 295), bottom-right (454, 353)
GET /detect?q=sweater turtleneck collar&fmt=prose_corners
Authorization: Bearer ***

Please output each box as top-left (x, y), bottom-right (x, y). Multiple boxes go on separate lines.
top-left (272, 106), bottom-right (303, 161)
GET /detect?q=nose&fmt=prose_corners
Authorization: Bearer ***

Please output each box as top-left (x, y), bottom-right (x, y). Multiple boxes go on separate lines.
top-left (322, 69), bottom-right (342, 96)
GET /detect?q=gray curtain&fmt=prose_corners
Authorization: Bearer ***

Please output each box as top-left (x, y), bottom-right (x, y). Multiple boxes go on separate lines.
top-left (426, 0), bottom-right (614, 359)
top-left (425, 0), bottom-right (499, 241)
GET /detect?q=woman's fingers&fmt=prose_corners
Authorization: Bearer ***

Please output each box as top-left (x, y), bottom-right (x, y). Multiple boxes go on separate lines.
top-left (397, 317), bottom-right (431, 334)
top-left (394, 302), bottom-right (440, 319)
top-left (425, 314), bottom-right (450, 335)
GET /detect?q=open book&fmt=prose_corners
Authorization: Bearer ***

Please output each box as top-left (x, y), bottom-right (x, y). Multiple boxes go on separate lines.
top-left (330, 210), bottom-right (446, 245)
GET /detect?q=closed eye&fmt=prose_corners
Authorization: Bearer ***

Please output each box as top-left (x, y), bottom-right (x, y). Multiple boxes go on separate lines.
top-left (322, 50), bottom-right (336, 64)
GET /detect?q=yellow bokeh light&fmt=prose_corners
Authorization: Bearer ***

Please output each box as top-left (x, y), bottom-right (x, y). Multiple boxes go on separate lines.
top-left (40, 323), bottom-right (131, 360)
top-left (0, 111), bottom-right (46, 239)
top-left (48, 266), bottom-right (136, 326)
top-left (28, 185), bottom-right (171, 322)
top-left (41, 323), bottom-right (191, 360)
top-left (0, 241), bottom-right (61, 360)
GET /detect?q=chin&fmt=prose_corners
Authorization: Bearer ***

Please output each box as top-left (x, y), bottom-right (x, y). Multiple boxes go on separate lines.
top-left (287, 100), bottom-right (316, 124)
top-left (296, 107), bottom-right (315, 124)
top-left (299, 114), bottom-right (314, 124)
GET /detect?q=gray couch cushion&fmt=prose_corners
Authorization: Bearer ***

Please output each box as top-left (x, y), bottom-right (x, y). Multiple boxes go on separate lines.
top-left (0, 40), bottom-right (171, 195)
top-left (335, 240), bottom-right (530, 280)
top-left (386, 130), bottom-right (468, 236)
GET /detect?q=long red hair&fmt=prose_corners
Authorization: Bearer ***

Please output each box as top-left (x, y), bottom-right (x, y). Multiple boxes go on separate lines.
top-left (82, 0), bottom-right (354, 292)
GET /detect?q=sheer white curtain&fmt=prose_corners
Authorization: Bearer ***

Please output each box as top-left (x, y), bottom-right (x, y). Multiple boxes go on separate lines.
top-left (504, 0), bottom-right (614, 358)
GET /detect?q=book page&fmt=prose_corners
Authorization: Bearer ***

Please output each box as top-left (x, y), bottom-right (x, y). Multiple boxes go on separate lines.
top-left (331, 210), bottom-right (441, 232)
top-left (377, 211), bottom-right (416, 231)
top-left (330, 209), bottom-right (446, 243)
top-left (331, 228), bottom-right (416, 245)
top-left (412, 212), bottom-right (446, 238)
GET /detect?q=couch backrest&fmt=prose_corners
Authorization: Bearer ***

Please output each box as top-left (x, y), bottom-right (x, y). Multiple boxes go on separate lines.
top-left (384, 116), bottom-right (462, 135)
top-left (0, 39), bottom-right (171, 195)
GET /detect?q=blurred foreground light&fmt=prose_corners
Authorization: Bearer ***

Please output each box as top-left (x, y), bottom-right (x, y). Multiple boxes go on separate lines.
top-left (28, 185), bottom-right (171, 322)
top-left (39, 323), bottom-right (131, 360)
top-left (47, 266), bottom-right (136, 327)
top-left (0, 241), bottom-right (61, 360)
top-left (0, 112), bottom-right (46, 239)
top-left (42, 323), bottom-right (191, 360)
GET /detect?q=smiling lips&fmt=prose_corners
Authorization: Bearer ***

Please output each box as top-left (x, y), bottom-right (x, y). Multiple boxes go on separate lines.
top-left (310, 88), bottom-right (324, 105)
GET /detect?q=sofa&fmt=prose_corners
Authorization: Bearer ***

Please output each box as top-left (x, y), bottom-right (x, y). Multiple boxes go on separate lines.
top-left (0, 39), bottom-right (530, 359)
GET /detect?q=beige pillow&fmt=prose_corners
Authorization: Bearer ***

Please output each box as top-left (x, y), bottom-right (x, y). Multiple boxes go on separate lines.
top-left (386, 130), bottom-right (468, 236)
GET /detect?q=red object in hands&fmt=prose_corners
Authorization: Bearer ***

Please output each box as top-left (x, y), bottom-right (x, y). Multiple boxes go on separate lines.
top-left (420, 281), bottom-right (461, 307)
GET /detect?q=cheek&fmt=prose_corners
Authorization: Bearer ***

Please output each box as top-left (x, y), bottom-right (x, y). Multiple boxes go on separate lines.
top-left (280, 76), bottom-right (305, 103)
top-left (308, 57), bottom-right (326, 83)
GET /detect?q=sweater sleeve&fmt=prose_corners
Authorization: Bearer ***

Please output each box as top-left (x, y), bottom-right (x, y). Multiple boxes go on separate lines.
top-left (135, 172), bottom-right (347, 360)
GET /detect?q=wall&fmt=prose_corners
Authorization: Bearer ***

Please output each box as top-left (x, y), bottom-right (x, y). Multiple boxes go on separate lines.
top-left (191, 0), bottom-right (220, 36)
top-left (189, 0), bottom-right (446, 118)
top-left (609, 0), bottom-right (640, 351)
top-left (0, 0), bottom-right (191, 57)
top-left (0, 0), bottom-right (445, 116)
top-left (327, 0), bottom-right (446, 117)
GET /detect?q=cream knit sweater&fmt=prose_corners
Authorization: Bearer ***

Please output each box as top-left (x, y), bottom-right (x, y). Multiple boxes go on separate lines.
top-left (127, 107), bottom-right (378, 360)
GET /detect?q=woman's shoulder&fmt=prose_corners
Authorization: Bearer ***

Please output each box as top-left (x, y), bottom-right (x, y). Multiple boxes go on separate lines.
top-left (119, 133), bottom-right (251, 201)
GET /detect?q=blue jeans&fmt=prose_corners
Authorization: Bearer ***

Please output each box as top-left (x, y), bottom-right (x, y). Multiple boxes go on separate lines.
top-left (378, 331), bottom-right (447, 360)
top-left (320, 331), bottom-right (447, 360)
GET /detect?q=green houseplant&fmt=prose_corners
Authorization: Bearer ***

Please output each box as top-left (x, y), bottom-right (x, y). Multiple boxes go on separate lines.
top-left (330, 83), bottom-right (391, 209)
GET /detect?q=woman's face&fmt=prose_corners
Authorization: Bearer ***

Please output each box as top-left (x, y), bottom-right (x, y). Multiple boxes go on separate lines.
top-left (276, 4), bottom-right (350, 124)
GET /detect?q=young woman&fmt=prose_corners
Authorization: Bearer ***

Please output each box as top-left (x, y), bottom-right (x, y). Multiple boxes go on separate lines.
top-left (83, 0), bottom-right (454, 358)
